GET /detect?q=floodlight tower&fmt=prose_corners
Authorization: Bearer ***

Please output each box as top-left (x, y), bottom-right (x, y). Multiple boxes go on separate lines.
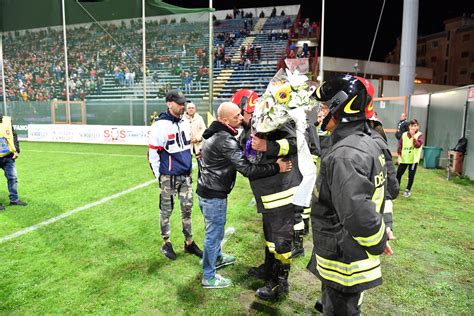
top-left (399, 0), bottom-right (419, 112)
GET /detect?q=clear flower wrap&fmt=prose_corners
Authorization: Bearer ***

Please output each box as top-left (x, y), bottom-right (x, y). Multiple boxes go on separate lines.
top-left (252, 68), bottom-right (319, 134)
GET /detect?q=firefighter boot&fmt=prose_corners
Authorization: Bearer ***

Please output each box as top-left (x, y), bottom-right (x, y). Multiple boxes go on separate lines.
top-left (303, 218), bottom-right (310, 236)
top-left (248, 247), bottom-right (273, 281)
top-left (291, 230), bottom-right (305, 258)
top-left (255, 262), bottom-right (290, 301)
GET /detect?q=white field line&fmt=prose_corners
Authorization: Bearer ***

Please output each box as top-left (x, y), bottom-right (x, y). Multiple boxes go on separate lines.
top-left (27, 149), bottom-right (145, 158)
top-left (0, 180), bottom-right (156, 244)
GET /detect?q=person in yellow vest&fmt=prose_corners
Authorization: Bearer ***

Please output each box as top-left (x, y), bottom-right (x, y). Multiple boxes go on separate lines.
top-left (0, 114), bottom-right (27, 210)
top-left (149, 111), bottom-right (159, 125)
top-left (396, 119), bottom-right (424, 198)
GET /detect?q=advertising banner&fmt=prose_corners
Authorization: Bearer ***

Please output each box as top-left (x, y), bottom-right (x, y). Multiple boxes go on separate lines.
top-left (285, 58), bottom-right (309, 73)
top-left (28, 124), bottom-right (150, 145)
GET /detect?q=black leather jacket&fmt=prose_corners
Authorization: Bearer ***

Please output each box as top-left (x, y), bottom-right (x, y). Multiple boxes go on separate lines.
top-left (197, 121), bottom-right (279, 199)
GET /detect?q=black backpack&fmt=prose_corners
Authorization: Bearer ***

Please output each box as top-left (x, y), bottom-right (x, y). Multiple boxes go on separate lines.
top-left (452, 137), bottom-right (468, 153)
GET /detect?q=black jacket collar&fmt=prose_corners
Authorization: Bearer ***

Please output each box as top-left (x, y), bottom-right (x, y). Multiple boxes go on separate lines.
top-left (203, 121), bottom-right (238, 139)
top-left (331, 120), bottom-right (370, 144)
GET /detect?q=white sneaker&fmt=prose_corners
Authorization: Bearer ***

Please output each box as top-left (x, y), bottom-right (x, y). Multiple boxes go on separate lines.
top-left (201, 274), bottom-right (232, 288)
top-left (403, 190), bottom-right (411, 198)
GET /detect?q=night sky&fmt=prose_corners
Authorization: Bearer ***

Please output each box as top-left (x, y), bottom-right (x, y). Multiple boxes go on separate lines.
top-left (168, 0), bottom-right (473, 62)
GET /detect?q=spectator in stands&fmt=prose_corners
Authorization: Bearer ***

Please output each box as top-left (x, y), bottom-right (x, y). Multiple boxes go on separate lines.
top-left (195, 69), bottom-right (203, 91)
top-left (125, 68), bottom-right (135, 87)
top-left (302, 43), bottom-right (309, 58)
top-left (233, 6), bottom-right (239, 19)
top-left (270, 7), bottom-right (277, 18)
top-left (244, 57), bottom-right (251, 70)
top-left (0, 114), bottom-right (27, 211)
top-left (97, 76), bottom-right (104, 94)
top-left (259, 11), bottom-right (265, 18)
top-left (89, 79), bottom-right (96, 94)
top-left (256, 44), bottom-right (262, 61)
top-left (288, 49), bottom-right (296, 59)
top-left (311, 21), bottom-right (318, 37)
top-left (223, 55), bottom-right (232, 69)
top-left (152, 71), bottom-right (160, 86)
top-left (183, 71), bottom-right (193, 94)
top-left (302, 18), bottom-right (310, 38)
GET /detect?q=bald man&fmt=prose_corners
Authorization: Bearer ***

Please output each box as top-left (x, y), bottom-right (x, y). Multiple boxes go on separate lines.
top-left (197, 102), bottom-right (292, 289)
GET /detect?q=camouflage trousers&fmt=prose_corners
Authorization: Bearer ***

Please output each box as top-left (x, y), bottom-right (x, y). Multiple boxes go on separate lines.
top-left (159, 174), bottom-right (193, 241)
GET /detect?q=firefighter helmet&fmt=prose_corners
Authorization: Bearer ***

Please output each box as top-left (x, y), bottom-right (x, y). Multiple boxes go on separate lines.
top-left (314, 74), bottom-right (368, 123)
top-left (355, 76), bottom-right (376, 120)
top-left (230, 89), bottom-right (258, 114)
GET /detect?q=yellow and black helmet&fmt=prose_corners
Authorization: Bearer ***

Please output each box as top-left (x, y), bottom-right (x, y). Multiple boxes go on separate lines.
top-left (315, 74), bottom-right (368, 123)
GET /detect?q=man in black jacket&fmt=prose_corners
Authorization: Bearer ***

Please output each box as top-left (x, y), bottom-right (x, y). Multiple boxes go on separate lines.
top-left (307, 74), bottom-right (393, 315)
top-left (197, 102), bottom-right (291, 289)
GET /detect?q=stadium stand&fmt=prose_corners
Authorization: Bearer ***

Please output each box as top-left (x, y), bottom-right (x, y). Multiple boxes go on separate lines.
top-left (2, 10), bottom-right (318, 115)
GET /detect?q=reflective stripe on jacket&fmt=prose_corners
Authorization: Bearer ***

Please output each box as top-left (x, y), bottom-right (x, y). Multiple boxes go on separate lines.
top-left (248, 122), bottom-right (303, 214)
top-left (0, 116), bottom-right (17, 157)
top-left (308, 127), bottom-right (388, 293)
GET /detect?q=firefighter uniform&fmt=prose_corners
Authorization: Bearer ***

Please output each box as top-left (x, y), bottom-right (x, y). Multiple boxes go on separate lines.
top-left (369, 125), bottom-right (399, 230)
top-left (246, 121), bottom-right (303, 300)
top-left (307, 123), bottom-right (388, 314)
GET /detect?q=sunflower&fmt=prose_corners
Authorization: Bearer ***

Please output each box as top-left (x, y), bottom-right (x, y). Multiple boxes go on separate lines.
top-left (275, 84), bottom-right (291, 105)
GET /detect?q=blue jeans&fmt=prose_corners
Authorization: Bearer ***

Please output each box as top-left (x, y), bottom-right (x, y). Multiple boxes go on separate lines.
top-left (0, 157), bottom-right (19, 201)
top-left (198, 196), bottom-right (227, 280)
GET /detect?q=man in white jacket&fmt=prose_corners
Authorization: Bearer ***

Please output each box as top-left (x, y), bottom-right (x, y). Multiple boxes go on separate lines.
top-left (148, 90), bottom-right (203, 261)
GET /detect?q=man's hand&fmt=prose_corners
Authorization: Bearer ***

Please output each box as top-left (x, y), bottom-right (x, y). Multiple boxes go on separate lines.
top-left (195, 149), bottom-right (202, 160)
top-left (383, 227), bottom-right (395, 256)
top-left (386, 226), bottom-right (396, 241)
top-left (383, 242), bottom-right (394, 256)
top-left (251, 135), bottom-right (267, 152)
top-left (190, 137), bottom-right (198, 144)
top-left (276, 158), bottom-right (292, 173)
top-left (12, 152), bottom-right (19, 160)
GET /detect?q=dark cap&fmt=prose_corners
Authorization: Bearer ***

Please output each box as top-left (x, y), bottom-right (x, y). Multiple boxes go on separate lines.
top-left (165, 89), bottom-right (187, 104)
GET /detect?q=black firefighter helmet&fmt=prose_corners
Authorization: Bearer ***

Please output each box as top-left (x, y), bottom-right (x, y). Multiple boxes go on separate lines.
top-left (315, 74), bottom-right (368, 123)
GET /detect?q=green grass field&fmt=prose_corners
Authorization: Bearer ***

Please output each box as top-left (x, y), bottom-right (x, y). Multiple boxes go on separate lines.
top-left (0, 141), bottom-right (472, 314)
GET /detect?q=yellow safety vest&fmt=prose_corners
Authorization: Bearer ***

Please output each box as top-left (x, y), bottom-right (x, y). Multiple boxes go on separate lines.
top-left (400, 132), bottom-right (422, 164)
top-left (0, 116), bottom-right (17, 157)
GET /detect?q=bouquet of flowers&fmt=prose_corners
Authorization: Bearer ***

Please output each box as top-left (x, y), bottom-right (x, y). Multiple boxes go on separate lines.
top-left (244, 68), bottom-right (319, 208)
top-left (252, 68), bottom-right (319, 134)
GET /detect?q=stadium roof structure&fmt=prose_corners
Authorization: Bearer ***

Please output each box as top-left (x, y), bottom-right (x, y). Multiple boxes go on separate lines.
top-left (0, 0), bottom-right (213, 32)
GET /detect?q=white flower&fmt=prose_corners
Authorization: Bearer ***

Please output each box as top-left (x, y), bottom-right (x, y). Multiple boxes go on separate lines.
top-left (252, 68), bottom-right (319, 133)
top-left (286, 68), bottom-right (308, 90)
